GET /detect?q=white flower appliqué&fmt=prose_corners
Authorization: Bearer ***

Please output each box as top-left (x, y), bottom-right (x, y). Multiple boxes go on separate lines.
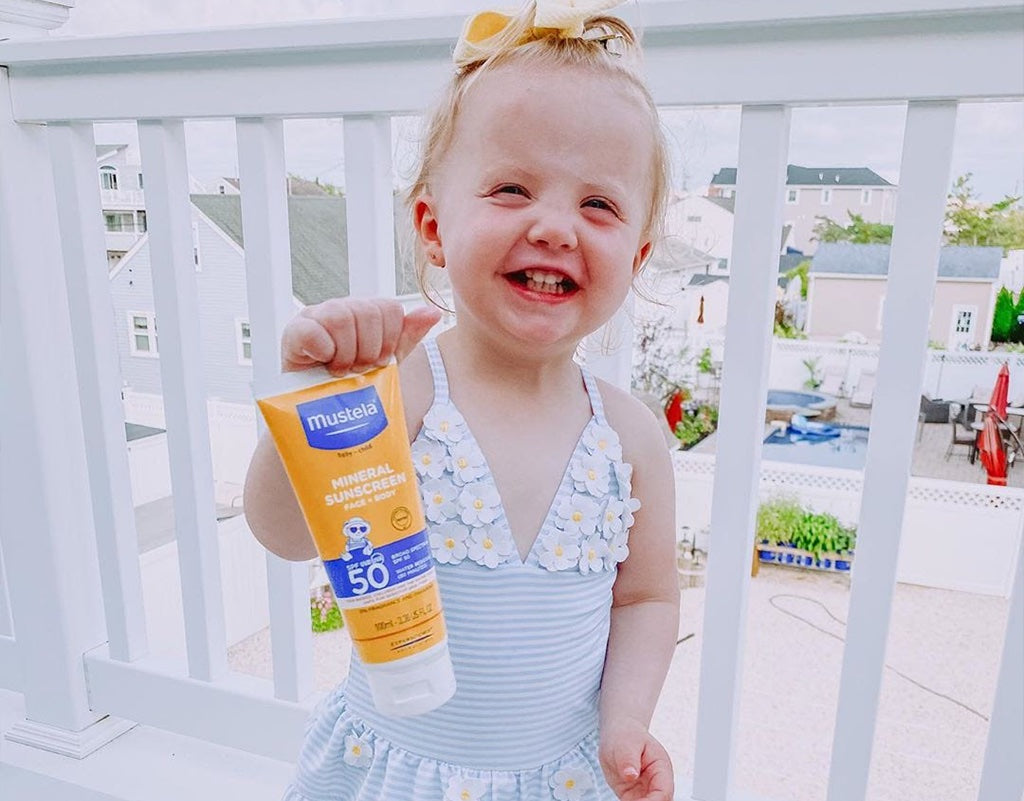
top-left (411, 438), bottom-right (448, 480)
top-left (537, 530), bottom-right (582, 572)
top-left (578, 533), bottom-right (609, 574)
top-left (444, 775), bottom-right (487, 801)
top-left (341, 732), bottom-right (373, 767)
top-left (429, 521), bottom-right (470, 565)
top-left (458, 482), bottom-right (502, 527)
top-left (422, 477), bottom-right (459, 524)
top-left (582, 423), bottom-right (622, 461)
top-left (570, 452), bottom-right (611, 496)
top-left (449, 438), bottom-right (488, 485)
top-left (551, 767), bottom-right (593, 801)
top-left (556, 493), bottom-right (600, 537)
top-left (423, 404), bottom-right (466, 446)
top-left (466, 523), bottom-right (516, 568)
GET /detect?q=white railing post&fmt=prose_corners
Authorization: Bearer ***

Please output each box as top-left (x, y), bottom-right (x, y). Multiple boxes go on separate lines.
top-left (236, 116), bottom-right (315, 703)
top-left (0, 69), bottom-right (135, 756)
top-left (693, 104), bottom-right (791, 801)
top-left (828, 101), bottom-right (959, 801)
top-left (47, 121), bottom-right (149, 663)
top-left (343, 115), bottom-right (396, 297)
top-left (138, 119), bottom-right (228, 682)
top-left (978, 528), bottom-right (1024, 800)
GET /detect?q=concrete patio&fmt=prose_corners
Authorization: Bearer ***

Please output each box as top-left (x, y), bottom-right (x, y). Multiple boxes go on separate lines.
top-left (227, 566), bottom-right (1008, 801)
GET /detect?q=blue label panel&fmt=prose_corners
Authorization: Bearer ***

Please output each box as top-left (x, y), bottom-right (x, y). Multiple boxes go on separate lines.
top-left (323, 529), bottom-right (433, 600)
top-left (297, 385), bottom-right (388, 451)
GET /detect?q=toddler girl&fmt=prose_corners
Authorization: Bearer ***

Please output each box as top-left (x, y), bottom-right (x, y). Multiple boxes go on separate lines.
top-left (245, 2), bottom-right (680, 798)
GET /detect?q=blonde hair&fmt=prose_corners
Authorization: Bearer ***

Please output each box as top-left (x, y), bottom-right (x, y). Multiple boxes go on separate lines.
top-left (405, 1), bottom-right (670, 306)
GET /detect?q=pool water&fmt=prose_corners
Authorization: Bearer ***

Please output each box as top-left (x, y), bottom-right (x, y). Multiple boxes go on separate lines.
top-left (762, 424), bottom-right (870, 470)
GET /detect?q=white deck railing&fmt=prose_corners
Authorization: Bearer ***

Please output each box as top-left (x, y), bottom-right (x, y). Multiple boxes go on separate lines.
top-left (1, 2), bottom-right (1022, 800)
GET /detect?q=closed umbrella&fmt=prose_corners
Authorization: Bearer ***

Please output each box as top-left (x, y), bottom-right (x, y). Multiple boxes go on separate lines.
top-left (978, 412), bottom-right (1007, 486)
top-left (989, 363), bottom-right (1009, 420)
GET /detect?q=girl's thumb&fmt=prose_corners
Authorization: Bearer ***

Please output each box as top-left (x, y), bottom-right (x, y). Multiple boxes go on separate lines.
top-left (396, 306), bottom-right (443, 362)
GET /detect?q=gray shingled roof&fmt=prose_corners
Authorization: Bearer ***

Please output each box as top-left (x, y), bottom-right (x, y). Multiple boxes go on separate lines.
top-left (810, 242), bottom-right (1002, 279)
top-left (190, 194), bottom-right (418, 305)
top-left (710, 165), bottom-right (892, 187)
top-left (705, 195), bottom-right (735, 213)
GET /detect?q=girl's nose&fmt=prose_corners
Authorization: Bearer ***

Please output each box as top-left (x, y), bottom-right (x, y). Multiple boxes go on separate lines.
top-left (526, 207), bottom-right (578, 251)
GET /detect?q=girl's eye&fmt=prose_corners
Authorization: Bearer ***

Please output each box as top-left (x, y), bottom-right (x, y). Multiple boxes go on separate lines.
top-left (582, 197), bottom-right (616, 213)
top-left (495, 184), bottom-right (528, 197)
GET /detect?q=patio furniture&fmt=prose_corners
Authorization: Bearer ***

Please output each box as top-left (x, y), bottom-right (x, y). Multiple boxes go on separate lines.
top-left (945, 403), bottom-right (978, 462)
top-left (819, 367), bottom-right (845, 397)
top-left (849, 370), bottom-right (876, 408)
top-left (919, 394), bottom-right (951, 423)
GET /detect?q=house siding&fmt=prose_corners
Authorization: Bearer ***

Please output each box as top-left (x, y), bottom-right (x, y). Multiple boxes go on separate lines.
top-left (808, 276), bottom-right (994, 348)
top-left (110, 210), bottom-right (255, 406)
top-left (783, 186), bottom-right (897, 254)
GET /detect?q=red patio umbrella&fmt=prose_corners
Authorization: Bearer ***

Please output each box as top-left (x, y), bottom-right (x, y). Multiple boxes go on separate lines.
top-left (989, 363), bottom-right (1009, 420)
top-left (978, 412), bottom-right (1007, 486)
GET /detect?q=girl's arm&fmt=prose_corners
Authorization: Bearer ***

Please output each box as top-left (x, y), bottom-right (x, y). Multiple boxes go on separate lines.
top-left (598, 388), bottom-right (680, 801)
top-left (243, 299), bottom-right (440, 561)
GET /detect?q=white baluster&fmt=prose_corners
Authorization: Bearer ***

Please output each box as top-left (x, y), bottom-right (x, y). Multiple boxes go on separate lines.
top-left (693, 104), bottom-right (791, 801)
top-left (47, 121), bottom-right (148, 663)
top-left (236, 116), bottom-right (315, 702)
top-left (828, 100), bottom-right (959, 801)
top-left (138, 119), bottom-right (227, 682)
top-left (978, 531), bottom-right (1024, 800)
top-left (0, 68), bottom-right (134, 756)
top-left (343, 115), bottom-right (396, 298)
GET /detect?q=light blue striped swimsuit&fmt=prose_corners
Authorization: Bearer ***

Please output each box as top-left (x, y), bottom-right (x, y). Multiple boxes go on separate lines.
top-left (285, 340), bottom-right (641, 801)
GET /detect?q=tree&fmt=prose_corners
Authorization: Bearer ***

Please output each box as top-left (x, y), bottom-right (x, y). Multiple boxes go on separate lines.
top-left (991, 286), bottom-right (1016, 342)
top-left (945, 173), bottom-right (1024, 252)
top-left (811, 212), bottom-right (893, 245)
top-left (1011, 290), bottom-right (1024, 344)
top-left (783, 259), bottom-right (811, 299)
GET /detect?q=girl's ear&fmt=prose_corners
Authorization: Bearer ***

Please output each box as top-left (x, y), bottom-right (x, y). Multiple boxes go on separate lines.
top-left (632, 240), bottom-right (653, 274)
top-left (413, 194), bottom-right (445, 266)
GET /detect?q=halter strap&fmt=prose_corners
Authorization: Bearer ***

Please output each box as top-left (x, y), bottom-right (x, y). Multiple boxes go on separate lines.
top-left (580, 366), bottom-right (608, 427)
top-left (422, 338), bottom-right (451, 404)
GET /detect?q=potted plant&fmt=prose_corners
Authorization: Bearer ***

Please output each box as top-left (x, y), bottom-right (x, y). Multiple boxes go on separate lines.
top-left (755, 498), bottom-right (856, 571)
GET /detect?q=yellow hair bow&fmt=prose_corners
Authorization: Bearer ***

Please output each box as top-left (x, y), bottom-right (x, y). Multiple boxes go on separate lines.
top-left (454, 0), bottom-right (626, 64)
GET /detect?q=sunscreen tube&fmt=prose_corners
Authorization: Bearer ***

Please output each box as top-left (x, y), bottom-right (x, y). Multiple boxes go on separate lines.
top-left (256, 364), bottom-right (456, 717)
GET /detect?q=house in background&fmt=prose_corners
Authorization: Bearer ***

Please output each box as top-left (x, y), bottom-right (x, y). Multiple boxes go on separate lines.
top-left (806, 242), bottom-right (1002, 349)
top-left (96, 143), bottom-right (148, 270)
top-left (709, 165), bottom-right (898, 254)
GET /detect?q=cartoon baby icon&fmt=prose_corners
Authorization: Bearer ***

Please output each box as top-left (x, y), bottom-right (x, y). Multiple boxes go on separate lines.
top-left (340, 516), bottom-right (374, 561)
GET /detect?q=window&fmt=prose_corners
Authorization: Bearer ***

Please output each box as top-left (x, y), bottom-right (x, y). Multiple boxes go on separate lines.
top-left (137, 172), bottom-right (144, 190)
top-left (237, 319), bottom-right (253, 365)
top-left (218, 185), bottom-right (226, 194)
top-left (821, 188), bottom-right (832, 205)
top-left (861, 189), bottom-right (872, 205)
top-left (137, 210), bottom-right (147, 233)
top-left (686, 215), bottom-right (702, 223)
top-left (100, 166), bottom-right (118, 191)
top-left (104, 212), bottom-right (135, 232)
top-left (192, 221), bottom-right (202, 271)
top-left (950, 304), bottom-right (978, 349)
top-left (724, 188), bottom-right (735, 198)
top-left (128, 312), bottom-right (158, 357)
top-left (786, 189), bottom-right (799, 204)
top-left (954, 308), bottom-right (974, 334)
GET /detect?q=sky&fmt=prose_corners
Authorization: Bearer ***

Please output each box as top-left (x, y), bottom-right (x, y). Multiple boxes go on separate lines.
top-left (62, 0), bottom-right (1024, 202)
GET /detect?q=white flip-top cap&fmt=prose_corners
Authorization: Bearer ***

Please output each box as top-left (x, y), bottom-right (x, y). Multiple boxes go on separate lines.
top-left (365, 640), bottom-right (457, 717)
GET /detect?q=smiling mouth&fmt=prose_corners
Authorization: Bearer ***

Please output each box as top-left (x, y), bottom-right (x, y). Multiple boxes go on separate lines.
top-left (506, 269), bottom-right (579, 295)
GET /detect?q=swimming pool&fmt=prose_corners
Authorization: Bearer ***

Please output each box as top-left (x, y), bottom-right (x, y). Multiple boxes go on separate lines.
top-left (762, 423), bottom-right (870, 470)
top-left (765, 389), bottom-right (837, 422)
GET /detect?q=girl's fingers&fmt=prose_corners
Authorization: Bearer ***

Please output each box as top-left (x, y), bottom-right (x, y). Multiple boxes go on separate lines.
top-left (281, 315), bottom-right (336, 371)
top-left (396, 306), bottom-right (443, 362)
top-left (352, 300), bottom-right (386, 369)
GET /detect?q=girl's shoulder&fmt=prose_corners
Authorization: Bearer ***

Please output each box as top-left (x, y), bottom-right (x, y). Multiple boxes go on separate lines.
top-left (397, 342), bottom-right (436, 439)
top-left (589, 376), bottom-right (673, 471)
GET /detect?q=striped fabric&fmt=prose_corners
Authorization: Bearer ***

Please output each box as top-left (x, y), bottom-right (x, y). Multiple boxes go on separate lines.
top-left (285, 340), bottom-right (630, 801)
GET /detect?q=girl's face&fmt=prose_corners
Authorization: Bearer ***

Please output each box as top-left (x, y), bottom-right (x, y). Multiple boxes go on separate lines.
top-left (414, 63), bottom-right (654, 354)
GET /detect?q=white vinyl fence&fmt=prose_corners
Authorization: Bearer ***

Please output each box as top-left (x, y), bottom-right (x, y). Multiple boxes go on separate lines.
top-left (0, 3), bottom-right (1021, 801)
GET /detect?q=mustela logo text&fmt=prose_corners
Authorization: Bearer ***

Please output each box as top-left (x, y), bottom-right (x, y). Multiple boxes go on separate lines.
top-left (298, 385), bottom-right (388, 450)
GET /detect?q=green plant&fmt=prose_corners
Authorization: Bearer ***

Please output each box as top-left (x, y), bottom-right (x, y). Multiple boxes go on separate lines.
top-left (783, 260), bottom-right (811, 300)
top-left (673, 402), bottom-right (718, 449)
top-left (632, 315), bottom-right (690, 403)
top-left (992, 286), bottom-right (1016, 342)
top-left (756, 498), bottom-right (856, 557)
top-left (802, 357), bottom-right (823, 389)
top-left (311, 586), bottom-right (345, 633)
top-left (696, 347), bottom-right (714, 375)
top-left (756, 497), bottom-right (805, 545)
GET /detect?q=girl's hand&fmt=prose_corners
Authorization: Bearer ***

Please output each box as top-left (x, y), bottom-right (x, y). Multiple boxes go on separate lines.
top-left (281, 298), bottom-right (441, 374)
top-left (599, 720), bottom-right (674, 801)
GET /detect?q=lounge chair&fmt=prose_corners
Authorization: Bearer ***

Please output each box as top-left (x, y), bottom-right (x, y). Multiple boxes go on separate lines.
top-left (849, 370), bottom-right (875, 408)
top-left (819, 367), bottom-right (845, 397)
top-left (945, 403), bottom-right (977, 462)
